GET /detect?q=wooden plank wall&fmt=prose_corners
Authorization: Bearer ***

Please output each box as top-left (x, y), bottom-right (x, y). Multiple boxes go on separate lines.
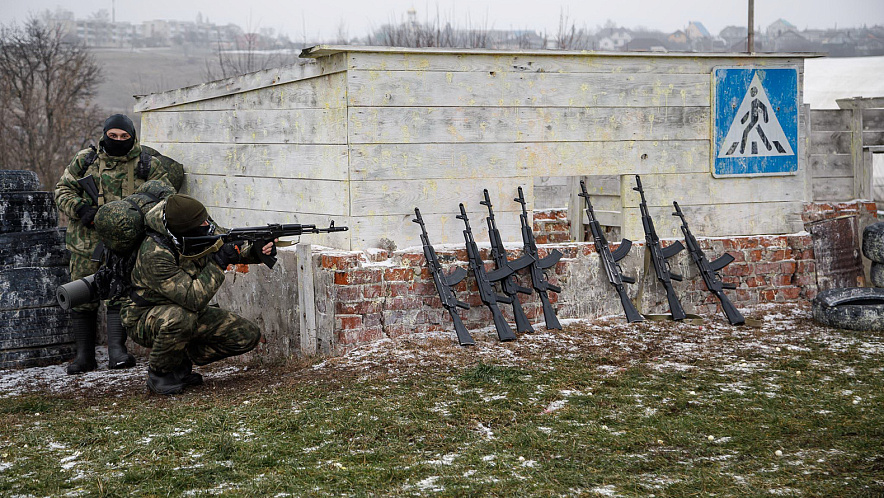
top-left (140, 55), bottom-right (351, 249)
top-left (343, 52), bottom-right (809, 245)
top-left (810, 109), bottom-right (854, 201)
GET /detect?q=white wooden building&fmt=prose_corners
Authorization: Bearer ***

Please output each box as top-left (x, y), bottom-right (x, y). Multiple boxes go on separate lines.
top-left (134, 46), bottom-right (818, 251)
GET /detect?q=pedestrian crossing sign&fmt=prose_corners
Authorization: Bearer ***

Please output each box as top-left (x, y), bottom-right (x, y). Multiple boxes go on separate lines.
top-left (712, 67), bottom-right (799, 177)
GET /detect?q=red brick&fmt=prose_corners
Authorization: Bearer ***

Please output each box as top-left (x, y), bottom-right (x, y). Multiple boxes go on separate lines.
top-left (385, 324), bottom-right (413, 339)
top-left (383, 268), bottom-right (414, 282)
top-left (777, 287), bottom-right (801, 300)
top-left (722, 263), bottom-right (752, 277)
top-left (337, 315), bottom-right (362, 330)
top-left (746, 249), bottom-right (763, 262)
top-left (336, 300), bottom-right (383, 315)
top-left (754, 262), bottom-right (781, 274)
top-left (533, 210), bottom-right (556, 221)
top-left (400, 253), bottom-right (426, 266)
top-left (780, 261), bottom-right (797, 274)
top-left (548, 233), bottom-right (571, 243)
top-left (321, 253), bottom-right (360, 269)
top-left (796, 261), bottom-right (816, 274)
top-left (337, 327), bottom-right (385, 345)
top-left (721, 238), bottom-right (746, 250)
top-left (760, 236), bottom-right (787, 248)
top-left (363, 313), bottom-right (383, 328)
top-left (535, 235), bottom-right (549, 244)
top-left (365, 250), bottom-right (390, 262)
top-left (745, 276), bottom-right (767, 288)
top-left (386, 296), bottom-right (422, 310)
top-left (767, 249), bottom-right (793, 262)
top-left (760, 289), bottom-right (776, 302)
top-left (385, 282), bottom-right (414, 298)
top-left (729, 251), bottom-right (746, 263)
top-left (794, 274), bottom-right (817, 287)
top-left (335, 286), bottom-right (363, 302)
top-left (364, 284), bottom-right (384, 299)
top-left (772, 274), bottom-right (793, 287)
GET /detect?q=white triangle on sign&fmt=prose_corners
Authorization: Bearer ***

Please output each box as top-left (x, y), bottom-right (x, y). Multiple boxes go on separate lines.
top-left (717, 72), bottom-right (794, 159)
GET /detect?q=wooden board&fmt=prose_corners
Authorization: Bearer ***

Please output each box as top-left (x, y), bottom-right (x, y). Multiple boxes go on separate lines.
top-left (142, 142), bottom-right (349, 181)
top-left (350, 210), bottom-right (527, 250)
top-left (622, 201), bottom-right (806, 240)
top-left (135, 53), bottom-right (348, 112)
top-left (350, 177), bottom-right (532, 217)
top-left (349, 140), bottom-right (710, 180)
top-left (812, 177), bottom-right (855, 202)
top-left (184, 175), bottom-right (349, 217)
top-left (810, 153), bottom-right (853, 178)
top-left (346, 52), bottom-right (806, 76)
top-left (155, 73), bottom-right (348, 112)
top-left (810, 131), bottom-right (854, 155)
top-left (206, 207), bottom-right (351, 250)
top-left (347, 70), bottom-right (709, 108)
top-left (811, 109), bottom-right (851, 132)
top-left (141, 109), bottom-right (348, 144)
top-left (620, 173), bottom-right (806, 208)
top-left (348, 106), bottom-right (709, 144)
top-left (863, 108), bottom-right (884, 131)
top-left (862, 131), bottom-right (884, 146)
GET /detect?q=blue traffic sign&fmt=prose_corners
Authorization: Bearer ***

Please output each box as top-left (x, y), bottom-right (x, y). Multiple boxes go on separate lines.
top-left (712, 67), bottom-right (799, 177)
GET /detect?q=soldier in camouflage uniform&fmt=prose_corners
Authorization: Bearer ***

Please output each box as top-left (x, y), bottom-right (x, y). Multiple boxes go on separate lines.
top-left (120, 194), bottom-right (272, 395)
top-left (54, 114), bottom-right (182, 375)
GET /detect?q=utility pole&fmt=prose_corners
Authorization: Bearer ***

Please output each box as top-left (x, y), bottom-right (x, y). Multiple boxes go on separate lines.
top-left (112, 0), bottom-right (115, 23)
top-left (748, 0), bottom-right (755, 53)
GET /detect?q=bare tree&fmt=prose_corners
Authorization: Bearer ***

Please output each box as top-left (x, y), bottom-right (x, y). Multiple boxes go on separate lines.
top-left (0, 18), bottom-right (103, 189)
top-left (203, 22), bottom-right (299, 81)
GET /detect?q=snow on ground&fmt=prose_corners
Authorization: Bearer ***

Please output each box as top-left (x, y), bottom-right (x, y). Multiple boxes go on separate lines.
top-left (0, 303), bottom-right (880, 399)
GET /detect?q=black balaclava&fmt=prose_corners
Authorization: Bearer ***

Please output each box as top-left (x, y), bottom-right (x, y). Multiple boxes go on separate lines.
top-left (99, 114), bottom-right (137, 157)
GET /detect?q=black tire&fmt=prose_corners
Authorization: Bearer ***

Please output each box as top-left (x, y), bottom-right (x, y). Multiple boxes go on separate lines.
top-left (0, 343), bottom-right (75, 370)
top-left (0, 170), bottom-right (41, 193)
top-left (0, 191), bottom-right (58, 234)
top-left (0, 229), bottom-right (68, 270)
top-left (0, 266), bottom-right (70, 310)
top-left (871, 262), bottom-right (884, 288)
top-left (0, 306), bottom-right (71, 350)
top-left (862, 222), bottom-right (884, 264)
top-left (812, 287), bottom-right (884, 332)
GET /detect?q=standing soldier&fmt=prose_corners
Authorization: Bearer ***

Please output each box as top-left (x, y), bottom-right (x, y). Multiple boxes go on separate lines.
top-left (54, 114), bottom-right (183, 375)
top-left (120, 194), bottom-right (271, 395)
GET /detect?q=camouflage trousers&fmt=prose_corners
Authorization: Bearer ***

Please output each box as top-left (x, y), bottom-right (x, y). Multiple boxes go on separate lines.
top-left (69, 252), bottom-right (101, 313)
top-left (126, 304), bottom-right (261, 373)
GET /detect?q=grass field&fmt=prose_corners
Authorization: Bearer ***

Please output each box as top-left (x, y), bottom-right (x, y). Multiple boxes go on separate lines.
top-left (1, 304), bottom-right (882, 496)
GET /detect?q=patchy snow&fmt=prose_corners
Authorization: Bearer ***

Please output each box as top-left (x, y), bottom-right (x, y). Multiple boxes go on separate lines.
top-left (590, 484), bottom-right (620, 496)
top-left (412, 475), bottom-right (444, 492)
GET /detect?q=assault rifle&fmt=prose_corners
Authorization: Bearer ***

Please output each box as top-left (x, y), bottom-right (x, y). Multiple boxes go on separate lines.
top-left (672, 202), bottom-right (745, 325)
top-left (77, 175), bottom-right (101, 206)
top-left (579, 180), bottom-right (644, 323)
top-left (457, 203), bottom-right (517, 342)
top-left (634, 175), bottom-right (686, 320)
top-left (413, 208), bottom-right (475, 346)
top-left (515, 187), bottom-right (563, 330)
top-left (182, 222), bottom-right (348, 269)
top-left (480, 189), bottom-right (535, 333)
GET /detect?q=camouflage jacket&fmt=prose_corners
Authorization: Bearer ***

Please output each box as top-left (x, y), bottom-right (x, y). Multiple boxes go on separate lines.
top-left (121, 200), bottom-right (261, 326)
top-left (54, 140), bottom-right (175, 258)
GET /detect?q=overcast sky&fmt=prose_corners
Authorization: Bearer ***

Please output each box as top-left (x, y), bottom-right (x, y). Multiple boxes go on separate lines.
top-left (1, 0), bottom-right (882, 41)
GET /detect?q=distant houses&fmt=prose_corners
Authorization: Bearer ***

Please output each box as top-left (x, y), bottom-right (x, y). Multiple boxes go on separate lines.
top-left (36, 7), bottom-right (884, 57)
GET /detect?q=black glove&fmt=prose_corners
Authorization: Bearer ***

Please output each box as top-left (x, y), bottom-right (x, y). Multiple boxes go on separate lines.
top-left (213, 240), bottom-right (244, 269)
top-left (76, 204), bottom-right (98, 227)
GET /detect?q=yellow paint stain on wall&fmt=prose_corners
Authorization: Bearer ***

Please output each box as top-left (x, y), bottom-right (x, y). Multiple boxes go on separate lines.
top-left (446, 72), bottom-right (454, 84)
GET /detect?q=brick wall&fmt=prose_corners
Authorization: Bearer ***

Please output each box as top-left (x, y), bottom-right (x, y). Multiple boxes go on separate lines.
top-left (315, 231), bottom-right (818, 352)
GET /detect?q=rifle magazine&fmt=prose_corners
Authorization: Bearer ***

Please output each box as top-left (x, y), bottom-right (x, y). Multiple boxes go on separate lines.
top-left (610, 239), bottom-right (633, 262)
top-left (661, 240), bottom-right (685, 259)
top-left (709, 253), bottom-right (735, 271)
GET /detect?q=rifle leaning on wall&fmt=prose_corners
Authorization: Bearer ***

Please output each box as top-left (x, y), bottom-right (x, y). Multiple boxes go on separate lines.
top-left (480, 188), bottom-right (535, 333)
top-left (579, 180), bottom-right (644, 323)
top-left (413, 207), bottom-right (475, 346)
top-left (457, 203), bottom-right (518, 342)
top-left (672, 202), bottom-right (745, 326)
top-left (514, 187), bottom-right (563, 330)
top-left (633, 175), bottom-right (687, 320)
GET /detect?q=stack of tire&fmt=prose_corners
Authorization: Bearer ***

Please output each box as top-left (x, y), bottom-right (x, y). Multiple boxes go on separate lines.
top-left (813, 222), bottom-right (884, 332)
top-left (0, 170), bottom-right (73, 368)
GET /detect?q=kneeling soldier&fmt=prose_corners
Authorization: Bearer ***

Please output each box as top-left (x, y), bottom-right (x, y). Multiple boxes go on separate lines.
top-left (120, 194), bottom-right (273, 395)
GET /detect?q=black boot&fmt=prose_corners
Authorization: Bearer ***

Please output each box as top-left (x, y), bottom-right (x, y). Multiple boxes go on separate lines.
top-left (66, 310), bottom-right (97, 375)
top-left (106, 306), bottom-right (135, 369)
top-left (147, 367), bottom-right (185, 395)
top-left (174, 359), bottom-right (203, 386)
